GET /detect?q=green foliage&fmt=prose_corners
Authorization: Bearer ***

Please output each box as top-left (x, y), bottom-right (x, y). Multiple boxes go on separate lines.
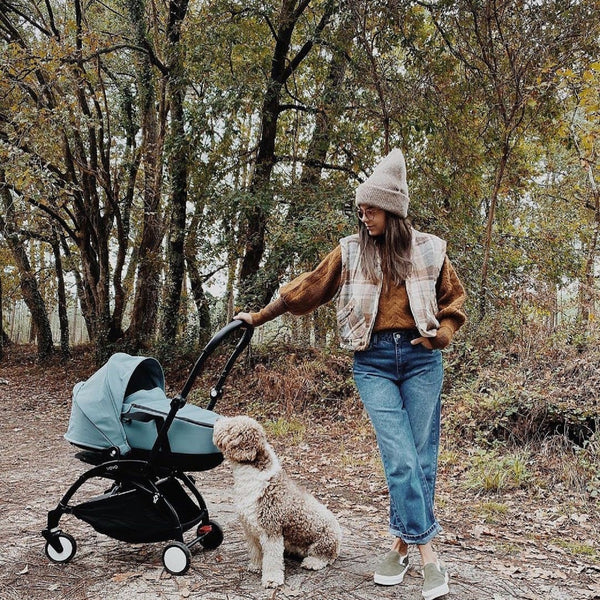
top-left (476, 501), bottom-right (510, 524)
top-left (1, 0), bottom-right (599, 357)
top-left (466, 448), bottom-right (533, 493)
top-left (551, 537), bottom-right (598, 561)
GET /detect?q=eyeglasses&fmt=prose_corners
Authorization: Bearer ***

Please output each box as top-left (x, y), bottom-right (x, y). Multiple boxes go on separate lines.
top-left (356, 207), bottom-right (381, 221)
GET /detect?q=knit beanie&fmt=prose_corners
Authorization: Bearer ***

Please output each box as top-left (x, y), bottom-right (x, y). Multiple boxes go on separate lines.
top-left (355, 149), bottom-right (409, 218)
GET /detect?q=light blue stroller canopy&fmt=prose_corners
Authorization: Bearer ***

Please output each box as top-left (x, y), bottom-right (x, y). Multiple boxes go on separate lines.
top-left (65, 352), bottom-right (220, 458)
top-left (65, 353), bottom-right (165, 455)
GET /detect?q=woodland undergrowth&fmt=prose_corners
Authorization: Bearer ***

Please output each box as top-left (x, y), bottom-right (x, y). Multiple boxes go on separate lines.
top-left (177, 322), bottom-right (600, 505)
top-left (2, 320), bottom-right (598, 505)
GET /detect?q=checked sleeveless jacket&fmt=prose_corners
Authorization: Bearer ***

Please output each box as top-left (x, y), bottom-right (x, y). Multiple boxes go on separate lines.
top-left (336, 230), bottom-right (447, 351)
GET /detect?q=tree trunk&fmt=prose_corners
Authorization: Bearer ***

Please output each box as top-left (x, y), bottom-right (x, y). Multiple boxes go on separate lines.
top-left (579, 208), bottom-right (599, 325)
top-left (479, 141), bottom-right (510, 320)
top-left (257, 13), bottom-right (351, 307)
top-left (126, 0), bottom-right (166, 350)
top-left (72, 0), bottom-right (115, 351)
top-left (159, 0), bottom-right (191, 348)
top-left (225, 235), bottom-right (237, 323)
top-left (186, 257), bottom-right (212, 345)
top-left (127, 139), bottom-right (164, 350)
top-left (111, 94), bottom-right (141, 342)
top-left (59, 235), bottom-right (95, 343)
top-left (3, 239), bottom-right (54, 359)
top-left (313, 307), bottom-right (328, 348)
top-left (184, 206), bottom-right (213, 343)
top-left (238, 0), bottom-right (336, 309)
top-left (52, 228), bottom-right (71, 359)
top-left (0, 171), bottom-right (54, 359)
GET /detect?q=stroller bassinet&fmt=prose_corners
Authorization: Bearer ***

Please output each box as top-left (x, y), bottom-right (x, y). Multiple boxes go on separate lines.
top-left (42, 320), bottom-right (253, 575)
top-left (64, 351), bottom-right (223, 471)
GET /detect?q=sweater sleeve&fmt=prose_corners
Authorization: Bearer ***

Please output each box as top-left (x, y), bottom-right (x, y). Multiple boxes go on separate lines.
top-left (429, 257), bottom-right (467, 350)
top-left (250, 246), bottom-right (342, 326)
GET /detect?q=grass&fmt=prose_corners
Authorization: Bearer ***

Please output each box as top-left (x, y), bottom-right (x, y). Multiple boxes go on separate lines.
top-left (552, 539), bottom-right (598, 559)
top-left (439, 448), bottom-right (463, 468)
top-left (497, 542), bottom-right (521, 555)
top-left (475, 501), bottom-right (510, 523)
top-left (338, 446), bottom-right (371, 468)
top-left (466, 449), bottom-right (534, 493)
top-left (263, 417), bottom-right (306, 442)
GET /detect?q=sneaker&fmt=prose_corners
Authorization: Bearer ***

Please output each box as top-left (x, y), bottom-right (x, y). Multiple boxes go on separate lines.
top-left (422, 561), bottom-right (449, 599)
top-left (373, 550), bottom-right (409, 586)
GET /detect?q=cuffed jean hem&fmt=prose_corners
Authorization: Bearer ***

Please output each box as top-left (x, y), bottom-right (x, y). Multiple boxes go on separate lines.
top-left (390, 521), bottom-right (442, 545)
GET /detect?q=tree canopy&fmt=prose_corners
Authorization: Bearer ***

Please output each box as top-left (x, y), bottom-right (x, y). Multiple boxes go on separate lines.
top-left (1, 0), bottom-right (598, 359)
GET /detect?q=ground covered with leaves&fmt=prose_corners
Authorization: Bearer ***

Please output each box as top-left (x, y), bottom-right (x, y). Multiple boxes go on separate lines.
top-left (0, 341), bottom-right (598, 599)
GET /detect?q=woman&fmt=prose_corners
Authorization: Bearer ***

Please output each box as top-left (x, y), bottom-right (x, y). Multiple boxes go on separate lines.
top-left (235, 149), bottom-right (466, 600)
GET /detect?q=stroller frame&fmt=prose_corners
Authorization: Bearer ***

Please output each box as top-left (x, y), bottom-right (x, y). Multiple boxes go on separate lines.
top-left (42, 320), bottom-right (253, 575)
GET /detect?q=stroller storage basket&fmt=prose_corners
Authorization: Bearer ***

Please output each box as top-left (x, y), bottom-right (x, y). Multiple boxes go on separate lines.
top-left (73, 477), bottom-right (202, 543)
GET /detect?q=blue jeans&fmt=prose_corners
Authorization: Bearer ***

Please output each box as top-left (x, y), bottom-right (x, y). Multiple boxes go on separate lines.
top-left (353, 330), bottom-right (444, 545)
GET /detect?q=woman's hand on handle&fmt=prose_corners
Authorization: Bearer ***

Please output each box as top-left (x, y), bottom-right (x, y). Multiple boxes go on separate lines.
top-left (234, 312), bottom-right (254, 326)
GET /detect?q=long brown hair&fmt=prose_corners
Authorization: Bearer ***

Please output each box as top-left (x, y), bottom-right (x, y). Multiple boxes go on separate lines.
top-left (358, 213), bottom-right (412, 286)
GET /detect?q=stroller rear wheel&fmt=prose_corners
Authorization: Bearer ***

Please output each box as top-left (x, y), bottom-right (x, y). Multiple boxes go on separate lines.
top-left (197, 520), bottom-right (223, 550)
top-left (44, 532), bottom-right (77, 564)
top-left (162, 541), bottom-right (191, 575)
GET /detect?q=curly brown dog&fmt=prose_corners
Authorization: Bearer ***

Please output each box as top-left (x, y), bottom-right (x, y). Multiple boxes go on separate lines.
top-left (213, 415), bottom-right (342, 588)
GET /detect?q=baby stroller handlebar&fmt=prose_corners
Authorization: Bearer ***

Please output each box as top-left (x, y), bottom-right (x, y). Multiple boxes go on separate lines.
top-left (179, 319), bottom-right (254, 408)
top-left (149, 320), bottom-right (253, 465)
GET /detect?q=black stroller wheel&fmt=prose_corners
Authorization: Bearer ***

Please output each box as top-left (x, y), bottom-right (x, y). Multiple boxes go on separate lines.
top-left (162, 541), bottom-right (191, 575)
top-left (197, 520), bottom-right (223, 550)
top-left (44, 532), bottom-right (77, 564)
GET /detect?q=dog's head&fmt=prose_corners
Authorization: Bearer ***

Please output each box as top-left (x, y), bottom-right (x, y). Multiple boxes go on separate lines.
top-left (213, 415), bottom-right (269, 465)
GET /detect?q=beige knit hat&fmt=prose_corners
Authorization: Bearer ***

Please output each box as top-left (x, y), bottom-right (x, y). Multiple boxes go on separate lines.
top-left (355, 148), bottom-right (409, 218)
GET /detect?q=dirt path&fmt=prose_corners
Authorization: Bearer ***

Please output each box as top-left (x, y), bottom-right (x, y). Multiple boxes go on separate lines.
top-left (0, 354), bottom-right (598, 600)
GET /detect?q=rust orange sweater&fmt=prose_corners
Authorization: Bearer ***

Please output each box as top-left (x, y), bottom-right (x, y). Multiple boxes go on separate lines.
top-left (251, 245), bottom-right (466, 349)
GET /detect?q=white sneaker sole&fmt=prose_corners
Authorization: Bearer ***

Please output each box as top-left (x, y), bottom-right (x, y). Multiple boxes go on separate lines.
top-left (422, 571), bottom-right (449, 599)
top-left (373, 562), bottom-right (409, 586)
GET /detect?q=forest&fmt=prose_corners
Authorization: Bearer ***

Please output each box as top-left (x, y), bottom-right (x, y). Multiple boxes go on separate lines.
top-left (1, 0), bottom-right (598, 362)
top-left (1, 4), bottom-right (599, 596)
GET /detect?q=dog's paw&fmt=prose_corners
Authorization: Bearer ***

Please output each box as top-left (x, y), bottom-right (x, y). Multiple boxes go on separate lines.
top-left (247, 562), bottom-right (261, 574)
top-left (262, 572), bottom-right (284, 588)
top-left (301, 556), bottom-right (329, 571)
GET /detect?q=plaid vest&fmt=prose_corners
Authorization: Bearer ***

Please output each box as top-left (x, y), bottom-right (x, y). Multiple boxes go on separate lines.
top-left (337, 231), bottom-right (447, 351)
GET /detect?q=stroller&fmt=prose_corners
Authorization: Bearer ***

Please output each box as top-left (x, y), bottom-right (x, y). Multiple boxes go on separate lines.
top-left (42, 320), bottom-right (253, 575)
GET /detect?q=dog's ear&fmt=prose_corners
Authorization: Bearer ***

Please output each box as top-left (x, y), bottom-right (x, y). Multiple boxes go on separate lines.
top-left (225, 428), bottom-right (260, 463)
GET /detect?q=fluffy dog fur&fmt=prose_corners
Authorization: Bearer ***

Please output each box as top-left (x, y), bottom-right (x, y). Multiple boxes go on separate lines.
top-left (213, 415), bottom-right (342, 588)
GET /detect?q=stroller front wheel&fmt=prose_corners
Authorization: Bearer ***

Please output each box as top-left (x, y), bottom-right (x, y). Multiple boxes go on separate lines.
top-left (45, 532), bottom-right (77, 564)
top-left (162, 541), bottom-right (191, 575)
